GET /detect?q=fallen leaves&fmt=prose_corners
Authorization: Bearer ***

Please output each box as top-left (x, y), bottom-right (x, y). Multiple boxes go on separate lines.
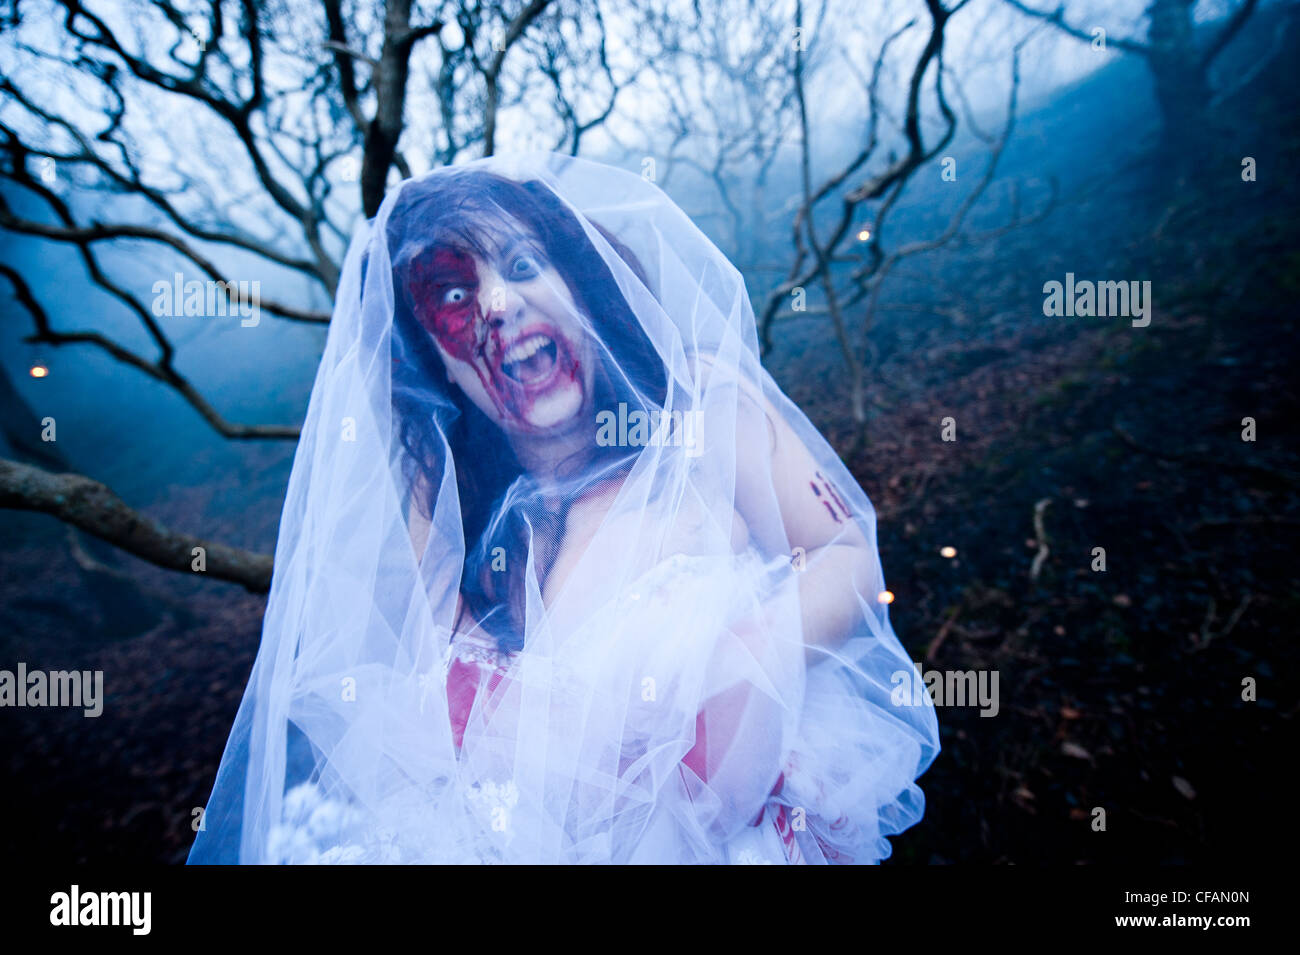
top-left (1060, 741), bottom-right (1093, 761)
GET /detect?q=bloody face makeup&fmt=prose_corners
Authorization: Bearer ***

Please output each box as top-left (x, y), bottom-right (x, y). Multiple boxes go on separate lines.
top-left (407, 247), bottom-right (486, 364)
top-left (403, 231), bottom-right (591, 434)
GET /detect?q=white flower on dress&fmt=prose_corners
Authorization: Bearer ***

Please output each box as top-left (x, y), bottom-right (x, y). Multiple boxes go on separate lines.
top-left (305, 800), bottom-right (344, 841)
top-left (269, 781), bottom-right (368, 863)
top-left (316, 843), bottom-right (367, 865)
top-left (268, 822), bottom-right (320, 864)
top-left (282, 780), bottom-right (322, 825)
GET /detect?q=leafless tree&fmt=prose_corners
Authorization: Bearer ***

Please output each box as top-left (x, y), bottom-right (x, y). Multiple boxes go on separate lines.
top-left (0, 0), bottom-right (626, 589)
top-left (613, 0), bottom-right (809, 264)
top-left (752, 0), bottom-right (1050, 449)
top-left (1002, 0), bottom-right (1288, 155)
top-left (0, 0), bottom-right (1056, 583)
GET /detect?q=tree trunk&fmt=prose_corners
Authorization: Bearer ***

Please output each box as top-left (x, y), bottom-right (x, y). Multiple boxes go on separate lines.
top-left (1147, 0), bottom-right (1211, 162)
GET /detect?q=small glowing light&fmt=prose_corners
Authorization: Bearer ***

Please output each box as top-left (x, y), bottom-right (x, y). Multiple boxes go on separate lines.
top-left (857, 229), bottom-right (872, 242)
top-left (940, 546), bottom-right (957, 558)
top-left (29, 364), bottom-right (49, 378)
top-left (877, 590), bottom-right (895, 605)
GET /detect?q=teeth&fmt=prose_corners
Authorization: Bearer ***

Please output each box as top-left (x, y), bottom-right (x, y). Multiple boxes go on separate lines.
top-left (502, 334), bottom-right (553, 365)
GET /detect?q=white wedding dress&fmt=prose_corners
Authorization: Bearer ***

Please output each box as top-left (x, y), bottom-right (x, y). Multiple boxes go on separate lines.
top-left (189, 152), bottom-right (937, 865)
top-left (261, 549), bottom-right (929, 864)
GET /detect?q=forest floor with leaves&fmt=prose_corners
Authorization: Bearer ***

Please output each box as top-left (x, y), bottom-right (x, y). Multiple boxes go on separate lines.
top-left (839, 249), bottom-right (1296, 865)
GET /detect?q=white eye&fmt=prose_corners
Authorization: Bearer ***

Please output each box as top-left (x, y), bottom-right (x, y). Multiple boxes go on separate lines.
top-left (442, 287), bottom-right (469, 306)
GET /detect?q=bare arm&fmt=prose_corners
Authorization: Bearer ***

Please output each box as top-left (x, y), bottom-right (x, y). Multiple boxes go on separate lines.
top-left (721, 366), bottom-right (876, 664)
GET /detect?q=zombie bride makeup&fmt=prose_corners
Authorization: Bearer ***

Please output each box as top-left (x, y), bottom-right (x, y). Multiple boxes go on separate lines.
top-left (809, 470), bottom-right (853, 524)
top-left (402, 232), bottom-right (590, 432)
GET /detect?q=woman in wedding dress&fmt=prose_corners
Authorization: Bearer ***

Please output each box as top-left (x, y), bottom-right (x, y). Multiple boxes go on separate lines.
top-left (189, 152), bottom-right (938, 865)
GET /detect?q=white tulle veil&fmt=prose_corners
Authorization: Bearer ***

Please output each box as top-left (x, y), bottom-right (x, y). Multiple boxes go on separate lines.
top-left (189, 152), bottom-right (938, 864)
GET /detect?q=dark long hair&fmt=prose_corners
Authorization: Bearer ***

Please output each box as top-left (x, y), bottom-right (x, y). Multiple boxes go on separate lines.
top-left (387, 169), bottom-right (667, 653)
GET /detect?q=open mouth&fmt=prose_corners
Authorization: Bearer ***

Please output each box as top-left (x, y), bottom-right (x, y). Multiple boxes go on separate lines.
top-left (499, 332), bottom-right (559, 385)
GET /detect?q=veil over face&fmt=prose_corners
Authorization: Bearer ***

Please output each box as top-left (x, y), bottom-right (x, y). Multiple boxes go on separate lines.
top-left (189, 152), bottom-right (939, 865)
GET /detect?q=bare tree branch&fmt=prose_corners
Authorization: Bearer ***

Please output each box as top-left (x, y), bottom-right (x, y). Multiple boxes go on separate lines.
top-left (482, 0), bottom-right (554, 155)
top-left (0, 193), bottom-right (329, 324)
top-left (0, 457), bottom-right (273, 592)
top-left (1001, 0), bottom-right (1150, 54)
top-left (359, 0), bottom-right (444, 216)
top-left (0, 77), bottom-right (329, 286)
top-left (53, 0), bottom-right (345, 288)
top-left (1200, 0), bottom-right (1260, 71)
top-left (759, 0), bottom-right (960, 355)
top-left (0, 0), bottom-right (619, 585)
top-left (0, 263), bottom-right (300, 440)
top-left (1003, 0), bottom-right (1265, 157)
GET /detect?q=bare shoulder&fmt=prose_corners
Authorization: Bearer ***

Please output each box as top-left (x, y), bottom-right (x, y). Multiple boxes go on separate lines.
top-left (688, 350), bottom-right (778, 454)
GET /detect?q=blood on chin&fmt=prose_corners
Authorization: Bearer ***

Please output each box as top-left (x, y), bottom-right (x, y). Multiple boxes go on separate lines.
top-left (413, 294), bottom-right (585, 431)
top-left (490, 340), bottom-right (584, 431)
top-left (462, 332), bottom-right (585, 432)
